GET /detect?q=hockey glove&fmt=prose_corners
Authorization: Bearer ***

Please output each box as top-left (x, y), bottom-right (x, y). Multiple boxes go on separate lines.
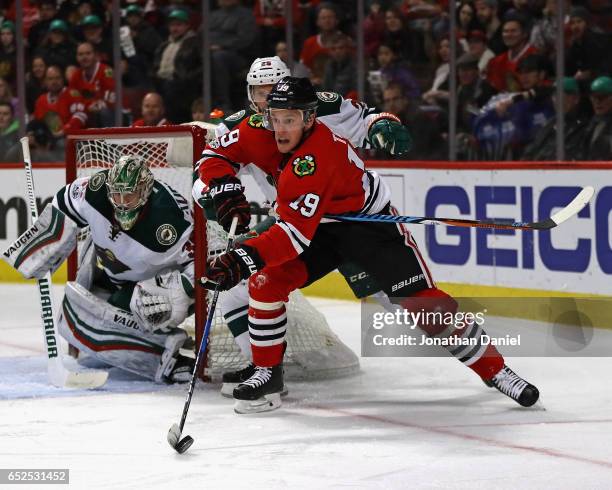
top-left (202, 245), bottom-right (264, 291)
top-left (368, 114), bottom-right (413, 156)
top-left (208, 175), bottom-right (251, 234)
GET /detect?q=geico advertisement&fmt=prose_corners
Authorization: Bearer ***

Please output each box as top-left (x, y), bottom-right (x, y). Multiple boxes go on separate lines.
top-left (377, 169), bottom-right (611, 295)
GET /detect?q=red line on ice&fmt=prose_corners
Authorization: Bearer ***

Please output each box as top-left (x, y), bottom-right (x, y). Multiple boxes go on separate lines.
top-left (300, 404), bottom-right (612, 470)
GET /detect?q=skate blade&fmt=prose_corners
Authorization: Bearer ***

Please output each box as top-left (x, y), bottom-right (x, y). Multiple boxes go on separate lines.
top-left (234, 393), bottom-right (282, 414)
top-left (222, 383), bottom-right (288, 399)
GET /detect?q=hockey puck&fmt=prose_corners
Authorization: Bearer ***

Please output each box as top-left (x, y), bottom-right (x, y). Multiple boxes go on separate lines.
top-left (175, 435), bottom-right (194, 454)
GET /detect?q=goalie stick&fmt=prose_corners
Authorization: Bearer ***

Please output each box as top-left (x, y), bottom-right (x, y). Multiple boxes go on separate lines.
top-left (326, 186), bottom-right (594, 230)
top-left (167, 217), bottom-right (239, 454)
top-left (20, 137), bottom-right (108, 390)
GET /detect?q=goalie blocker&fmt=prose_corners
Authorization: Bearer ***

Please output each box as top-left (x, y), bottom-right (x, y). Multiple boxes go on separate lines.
top-left (1, 203), bottom-right (78, 279)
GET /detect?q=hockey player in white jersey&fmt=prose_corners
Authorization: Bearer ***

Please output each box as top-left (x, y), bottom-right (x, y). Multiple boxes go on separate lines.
top-left (3, 156), bottom-right (196, 383)
top-left (194, 56), bottom-right (412, 394)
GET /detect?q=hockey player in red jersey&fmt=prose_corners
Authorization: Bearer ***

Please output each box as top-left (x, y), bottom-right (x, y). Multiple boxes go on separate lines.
top-left (200, 77), bottom-right (540, 414)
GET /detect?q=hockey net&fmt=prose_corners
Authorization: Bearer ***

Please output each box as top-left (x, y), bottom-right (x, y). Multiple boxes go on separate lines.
top-left (65, 126), bottom-right (359, 380)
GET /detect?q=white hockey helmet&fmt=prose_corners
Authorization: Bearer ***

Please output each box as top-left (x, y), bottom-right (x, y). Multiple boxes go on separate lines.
top-left (246, 56), bottom-right (291, 112)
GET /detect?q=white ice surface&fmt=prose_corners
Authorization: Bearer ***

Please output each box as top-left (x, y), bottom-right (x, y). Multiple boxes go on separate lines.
top-left (1, 284), bottom-right (612, 490)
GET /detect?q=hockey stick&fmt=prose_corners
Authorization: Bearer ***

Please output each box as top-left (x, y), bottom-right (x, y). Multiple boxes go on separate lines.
top-left (167, 216), bottom-right (239, 454)
top-left (326, 186), bottom-right (594, 231)
top-left (20, 137), bottom-right (108, 390)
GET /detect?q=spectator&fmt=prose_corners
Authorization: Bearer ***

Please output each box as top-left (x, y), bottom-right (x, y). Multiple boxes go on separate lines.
top-left (0, 101), bottom-right (19, 161)
top-left (131, 92), bottom-right (170, 127)
top-left (27, 0), bottom-right (58, 50)
top-left (275, 41), bottom-right (311, 78)
top-left (486, 15), bottom-right (537, 93)
top-left (474, 0), bottom-right (505, 55)
top-left (458, 1), bottom-right (482, 50)
top-left (456, 52), bottom-right (497, 133)
top-left (191, 98), bottom-right (206, 122)
top-left (300, 3), bottom-right (342, 86)
top-left (399, 0), bottom-right (439, 66)
top-left (35, 19), bottom-right (77, 74)
top-left (422, 36), bottom-right (452, 107)
top-left (566, 7), bottom-right (612, 87)
top-left (466, 29), bottom-right (495, 74)
top-left (382, 82), bottom-right (447, 159)
top-left (363, 1), bottom-right (386, 58)
top-left (153, 9), bottom-right (202, 122)
top-left (253, 0), bottom-right (302, 57)
top-left (79, 15), bottom-right (113, 64)
top-left (4, 119), bottom-right (64, 163)
top-left (209, 0), bottom-right (258, 111)
top-left (0, 77), bottom-right (18, 115)
top-left (377, 43), bottom-right (421, 100)
top-left (26, 56), bottom-right (48, 114)
top-left (522, 77), bottom-right (589, 160)
top-left (475, 54), bottom-right (554, 159)
top-left (580, 76), bottom-right (612, 160)
top-left (34, 65), bottom-right (87, 140)
top-left (69, 41), bottom-right (115, 127)
top-left (322, 33), bottom-right (356, 96)
top-left (530, 0), bottom-right (569, 58)
top-left (381, 7), bottom-right (414, 64)
top-left (124, 5), bottom-right (162, 68)
top-left (0, 20), bottom-right (16, 85)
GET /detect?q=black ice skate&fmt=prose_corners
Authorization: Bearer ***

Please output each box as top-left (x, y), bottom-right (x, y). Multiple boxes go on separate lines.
top-left (233, 365), bottom-right (284, 414)
top-left (221, 363), bottom-right (288, 398)
top-left (490, 365), bottom-right (539, 407)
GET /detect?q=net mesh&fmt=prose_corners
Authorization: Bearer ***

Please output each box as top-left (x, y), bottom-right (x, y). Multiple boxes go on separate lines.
top-left (68, 128), bottom-right (359, 381)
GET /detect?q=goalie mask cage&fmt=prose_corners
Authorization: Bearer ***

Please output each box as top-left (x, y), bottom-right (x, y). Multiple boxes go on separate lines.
top-left (65, 126), bottom-right (359, 380)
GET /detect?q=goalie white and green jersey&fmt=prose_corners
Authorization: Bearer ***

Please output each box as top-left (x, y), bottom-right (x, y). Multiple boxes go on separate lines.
top-left (53, 170), bottom-right (194, 285)
top-left (215, 91), bottom-right (381, 148)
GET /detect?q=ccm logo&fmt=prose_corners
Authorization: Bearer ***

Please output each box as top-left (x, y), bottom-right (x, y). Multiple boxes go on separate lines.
top-left (236, 248), bottom-right (258, 274)
top-left (391, 274), bottom-right (425, 292)
top-left (210, 183), bottom-right (243, 197)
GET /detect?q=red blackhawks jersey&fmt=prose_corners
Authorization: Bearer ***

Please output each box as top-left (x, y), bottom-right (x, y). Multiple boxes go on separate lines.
top-left (33, 87), bottom-right (87, 132)
top-left (68, 62), bottom-right (116, 110)
top-left (197, 117), bottom-right (390, 267)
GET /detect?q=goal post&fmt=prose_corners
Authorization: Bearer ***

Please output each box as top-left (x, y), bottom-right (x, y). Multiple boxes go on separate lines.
top-left (64, 125), bottom-right (359, 381)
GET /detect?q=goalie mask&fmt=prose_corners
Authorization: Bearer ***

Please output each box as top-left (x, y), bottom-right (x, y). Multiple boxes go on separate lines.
top-left (106, 155), bottom-right (154, 230)
top-left (246, 56), bottom-right (291, 112)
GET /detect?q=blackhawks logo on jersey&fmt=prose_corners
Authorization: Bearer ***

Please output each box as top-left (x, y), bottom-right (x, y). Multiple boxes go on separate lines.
top-left (292, 155), bottom-right (316, 178)
top-left (247, 114), bottom-right (264, 128)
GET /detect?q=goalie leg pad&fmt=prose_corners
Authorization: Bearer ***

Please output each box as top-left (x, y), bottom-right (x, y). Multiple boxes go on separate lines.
top-left (1, 204), bottom-right (78, 279)
top-left (59, 282), bottom-right (184, 381)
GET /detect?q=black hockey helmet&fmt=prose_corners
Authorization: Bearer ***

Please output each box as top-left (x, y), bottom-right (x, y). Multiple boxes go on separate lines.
top-left (266, 76), bottom-right (318, 112)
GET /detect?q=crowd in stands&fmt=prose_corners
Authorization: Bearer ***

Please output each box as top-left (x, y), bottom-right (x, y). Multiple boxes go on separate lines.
top-left (0, 0), bottom-right (610, 162)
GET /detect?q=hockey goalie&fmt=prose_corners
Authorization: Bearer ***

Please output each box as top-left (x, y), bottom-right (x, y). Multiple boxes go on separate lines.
top-left (2, 156), bottom-right (196, 383)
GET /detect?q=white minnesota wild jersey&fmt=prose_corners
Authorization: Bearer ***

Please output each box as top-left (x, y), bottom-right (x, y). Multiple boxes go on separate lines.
top-left (53, 170), bottom-right (193, 285)
top-left (210, 91), bottom-right (381, 202)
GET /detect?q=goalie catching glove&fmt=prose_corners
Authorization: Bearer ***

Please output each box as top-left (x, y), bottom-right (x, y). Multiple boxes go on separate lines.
top-left (208, 175), bottom-right (251, 234)
top-left (201, 245), bottom-right (264, 291)
top-left (1, 204), bottom-right (78, 279)
top-left (130, 270), bottom-right (194, 333)
top-left (368, 113), bottom-right (412, 156)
